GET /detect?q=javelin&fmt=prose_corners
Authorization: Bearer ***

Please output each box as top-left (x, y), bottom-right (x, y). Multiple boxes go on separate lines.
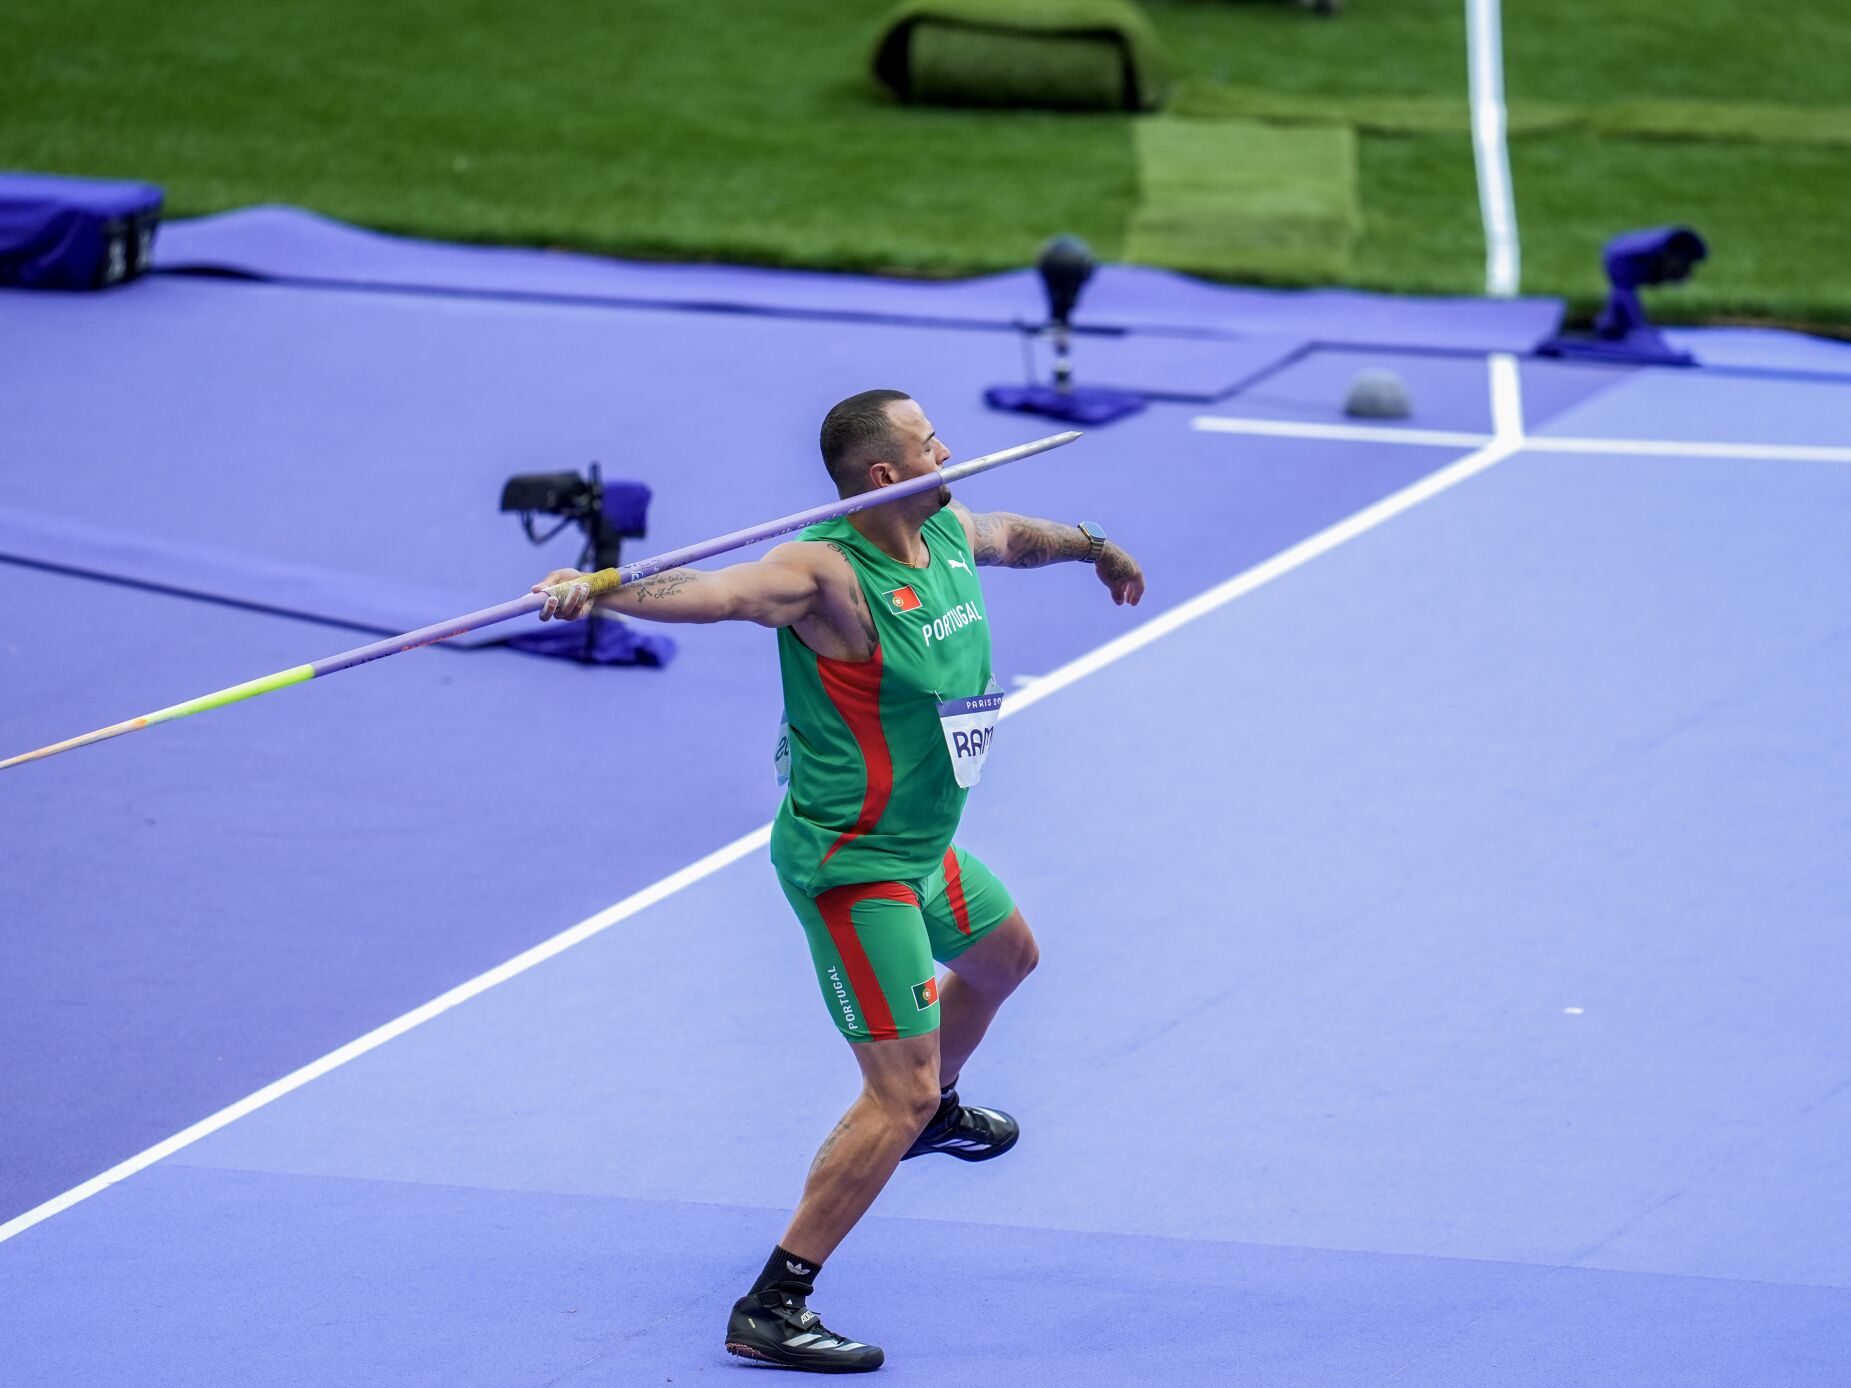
top-left (1, 431), bottom-right (1080, 772)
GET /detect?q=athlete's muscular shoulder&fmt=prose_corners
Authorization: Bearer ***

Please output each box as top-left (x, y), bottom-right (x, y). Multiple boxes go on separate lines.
top-left (784, 539), bottom-right (878, 662)
top-left (945, 499), bottom-right (1010, 566)
top-left (946, 499), bottom-right (982, 553)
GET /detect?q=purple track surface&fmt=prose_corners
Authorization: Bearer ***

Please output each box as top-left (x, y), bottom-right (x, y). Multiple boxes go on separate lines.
top-left (5, 213), bottom-right (1849, 1384)
top-left (155, 206), bottom-right (1565, 350)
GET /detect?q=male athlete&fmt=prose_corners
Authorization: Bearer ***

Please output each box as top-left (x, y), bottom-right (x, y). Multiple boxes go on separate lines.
top-left (535, 390), bottom-right (1144, 1372)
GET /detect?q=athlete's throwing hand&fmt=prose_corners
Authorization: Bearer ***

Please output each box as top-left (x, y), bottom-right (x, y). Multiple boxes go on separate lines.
top-left (533, 568), bottom-right (593, 621)
top-left (1098, 546), bottom-right (1145, 607)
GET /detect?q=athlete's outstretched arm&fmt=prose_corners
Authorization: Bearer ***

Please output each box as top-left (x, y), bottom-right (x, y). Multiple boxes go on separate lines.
top-left (949, 501), bottom-right (1145, 606)
top-left (533, 542), bottom-right (823, 627)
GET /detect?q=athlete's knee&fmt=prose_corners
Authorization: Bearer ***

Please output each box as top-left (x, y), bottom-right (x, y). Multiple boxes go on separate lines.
top-left (880, 1078), bottom-right (940, 1132)
top-left (1012, 919), bottom-right (1040, 982)
top-left (855, 1029), bottom-right (941, 1123)
top-left (865, 1058), bottom-right (941, 1130)
top-left (951, 911), bottom-right (1038, 997)
top-left (991, 912), bottom-right (1039, 987)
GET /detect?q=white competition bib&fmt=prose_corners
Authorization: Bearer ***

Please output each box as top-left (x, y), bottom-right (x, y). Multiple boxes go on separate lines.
top-left (937, 680), bottom-right (1005, 789)
top-left (774, 713), bottom-right (791, 786)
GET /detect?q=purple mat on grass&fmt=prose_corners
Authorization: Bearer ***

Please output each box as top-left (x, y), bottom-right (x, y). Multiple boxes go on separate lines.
top-left (154, 206), bottom-right (1565, 352)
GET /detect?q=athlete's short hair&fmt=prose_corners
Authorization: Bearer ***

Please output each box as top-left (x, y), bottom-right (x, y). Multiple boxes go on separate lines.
top-left (820, 389), bottom-right (911, 497)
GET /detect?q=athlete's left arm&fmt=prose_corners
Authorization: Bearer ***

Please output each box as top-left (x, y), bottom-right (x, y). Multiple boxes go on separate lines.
top-left (948, 501), bottom-right (1145, 607)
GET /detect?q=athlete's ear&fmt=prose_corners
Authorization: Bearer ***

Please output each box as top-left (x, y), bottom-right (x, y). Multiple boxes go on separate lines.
top-left (868, 460), bottom-right (899, 489)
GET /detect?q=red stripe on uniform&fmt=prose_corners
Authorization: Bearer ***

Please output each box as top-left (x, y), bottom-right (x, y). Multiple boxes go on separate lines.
top-left (816, 644), bottom-right (891, 867)
top-left (817, 881), bottom-right (917, 1041)
top-left (942, 847), bottom-right (972, 935)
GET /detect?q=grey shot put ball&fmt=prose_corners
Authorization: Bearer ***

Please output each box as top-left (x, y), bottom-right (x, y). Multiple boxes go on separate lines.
top-left (1344, 368), bottom-right (1412, 419)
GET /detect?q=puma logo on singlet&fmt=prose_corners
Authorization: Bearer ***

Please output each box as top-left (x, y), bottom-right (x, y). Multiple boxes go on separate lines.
top-left (948, 557), bottom-right (970, 572)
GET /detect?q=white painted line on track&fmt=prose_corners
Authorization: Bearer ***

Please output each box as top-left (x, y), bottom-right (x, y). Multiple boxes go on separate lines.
top-left (1191, 416), bottom-right (1851, 465)
top-left (1191, 417), bottom-right (1493, 449)
top-left (1490, 351), bottom-right (1525, 438)
top-left (0, 356), bottom-right (1527, 1250)
top-left (1524, 436), bottom-right (1851, 464)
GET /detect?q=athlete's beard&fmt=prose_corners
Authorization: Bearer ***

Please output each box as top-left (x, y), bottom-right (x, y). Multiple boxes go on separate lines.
top-left (934, 484), bottom-right (951, 510)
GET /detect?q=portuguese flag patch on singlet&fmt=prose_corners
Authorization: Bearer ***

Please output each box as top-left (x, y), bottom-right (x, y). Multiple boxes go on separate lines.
top-left (883, 584), bottom-right (923, 613)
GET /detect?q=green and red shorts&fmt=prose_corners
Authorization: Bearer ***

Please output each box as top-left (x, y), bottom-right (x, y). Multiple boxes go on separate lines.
top-left (778, 846), bottom-right (1015, 1043)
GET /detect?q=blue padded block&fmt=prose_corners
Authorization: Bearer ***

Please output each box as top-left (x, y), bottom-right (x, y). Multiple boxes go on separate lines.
top-left (0, 170), bottom-right (161, 289)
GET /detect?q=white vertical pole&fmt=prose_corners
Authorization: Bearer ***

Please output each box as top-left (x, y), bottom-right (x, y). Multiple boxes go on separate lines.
top-left (1465, 0), bottom-right (1521, 297)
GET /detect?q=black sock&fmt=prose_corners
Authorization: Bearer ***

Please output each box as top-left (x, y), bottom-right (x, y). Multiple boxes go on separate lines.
top-left (751, 1244), bottom-right (821, 1299)
top-left (940, 1075), bottom-right (959, 1105)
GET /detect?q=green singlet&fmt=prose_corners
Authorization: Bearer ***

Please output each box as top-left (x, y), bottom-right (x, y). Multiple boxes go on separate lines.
top-left (770, 505), bottom-right (1015, 1042)
top-left (771, 505), bottom-right (993, 895)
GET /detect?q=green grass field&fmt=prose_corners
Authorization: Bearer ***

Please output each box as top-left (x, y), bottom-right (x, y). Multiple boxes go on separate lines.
top-left (7, 0), bottom-right (1850, 326)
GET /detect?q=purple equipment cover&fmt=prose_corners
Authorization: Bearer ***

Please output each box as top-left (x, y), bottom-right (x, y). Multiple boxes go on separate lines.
top-left (985, 383), bottom-right (1147, 425)
top-left (0, 171), bottom-right (163, 289)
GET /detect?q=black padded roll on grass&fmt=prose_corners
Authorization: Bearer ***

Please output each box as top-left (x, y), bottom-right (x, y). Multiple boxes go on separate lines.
top-left (871, 0), bottom-right (1173, 113)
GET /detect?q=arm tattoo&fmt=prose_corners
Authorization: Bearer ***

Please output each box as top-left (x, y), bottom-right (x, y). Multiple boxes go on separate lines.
top-left (989, 512), bottom-right (1090, 569)
top-left (624, 571), bottom-right (697, 601)
top-left (968, 509), bottom-right (1007, 565)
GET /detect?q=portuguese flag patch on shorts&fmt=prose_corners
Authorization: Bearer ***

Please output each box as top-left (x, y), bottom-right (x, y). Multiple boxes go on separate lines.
top-left (883, 584), bottom-right (923, 614)
top-left (912, 977), bottom-right (939, 1010)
